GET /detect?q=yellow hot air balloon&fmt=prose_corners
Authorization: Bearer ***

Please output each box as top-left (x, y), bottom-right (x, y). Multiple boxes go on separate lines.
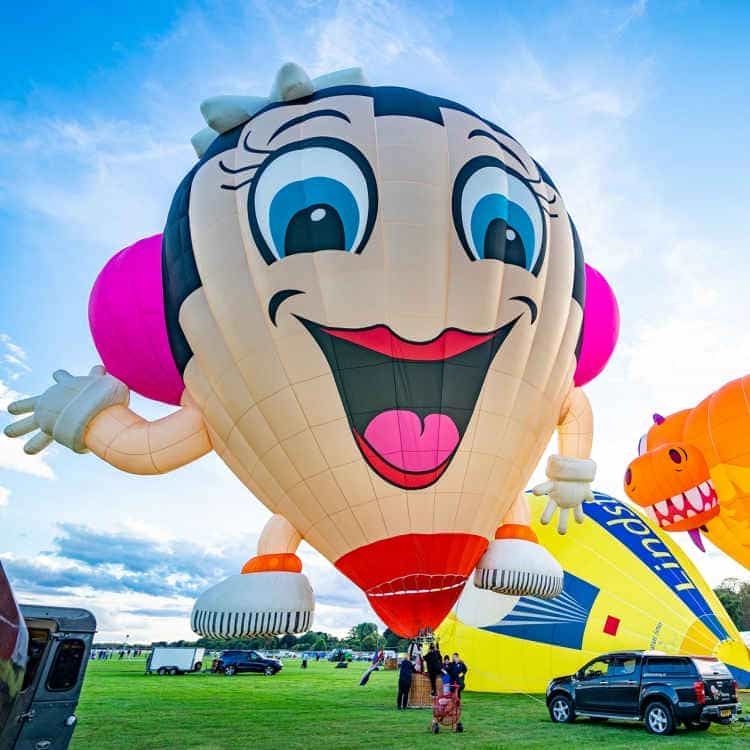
top-left (4, 63), bottom-right (619, 638)
top-left (437, 492), bottom-right (750, 691)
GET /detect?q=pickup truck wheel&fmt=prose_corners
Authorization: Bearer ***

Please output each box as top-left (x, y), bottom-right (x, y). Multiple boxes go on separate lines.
top-left (224, 665), bottom-right (236, 676)
top-left (549, 695), bottom-right (575, 724)
top-left (264, 665), bottom-right (275, 676)
top-left (645, 702), bottom-right (675, 735)
top-left (685, 720), bottom-right (710, 731)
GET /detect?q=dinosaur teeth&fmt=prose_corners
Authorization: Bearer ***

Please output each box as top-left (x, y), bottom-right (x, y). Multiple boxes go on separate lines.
top-left (654, 500), bottom-right (669, 517)
top-left (685, 486), bottom-right (703, 511)
top-left (686, 508), bottom-right (697, 517)
top-left (671, 493), bottom-right (685, 511)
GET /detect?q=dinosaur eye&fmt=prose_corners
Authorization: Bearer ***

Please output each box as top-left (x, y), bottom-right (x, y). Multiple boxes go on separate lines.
top-left (668, 448), bottom-right (682, 464)
top-left (624, 467), bottom-right (632, 486)
top-left (249, 138), bottom-right (377, 265)
top-left (452, 155), bottom-right (545, 273)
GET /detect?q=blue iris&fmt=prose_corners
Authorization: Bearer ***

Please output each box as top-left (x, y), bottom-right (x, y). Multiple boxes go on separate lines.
top-left (470, 194), bottom-right (536, 270)
top-left (269, 177), bottom-right (360, 257)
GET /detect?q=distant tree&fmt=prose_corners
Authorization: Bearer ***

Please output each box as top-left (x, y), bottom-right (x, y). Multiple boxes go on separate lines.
top-left (714, 578), bottom-right (750, 630)
top-left (383, 628), bottom-right (400, 648)
top-left (312, 637), bottom-right (328, 651)
top-left (279, 634), bottom-right (298, 649)
top-left (361, 633), bottom-right (378, 652)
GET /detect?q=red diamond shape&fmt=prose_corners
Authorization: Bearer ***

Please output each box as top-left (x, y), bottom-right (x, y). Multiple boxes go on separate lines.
top-left (603, 615), bottom-right (620, 636)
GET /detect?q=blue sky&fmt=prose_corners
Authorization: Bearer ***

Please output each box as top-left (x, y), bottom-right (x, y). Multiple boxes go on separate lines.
top-left (1, 0), bottom-right (749, 641)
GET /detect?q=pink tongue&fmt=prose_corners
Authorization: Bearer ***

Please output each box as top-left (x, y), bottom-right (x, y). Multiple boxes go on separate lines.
top-left (363, 410), bottom-right (460, 472)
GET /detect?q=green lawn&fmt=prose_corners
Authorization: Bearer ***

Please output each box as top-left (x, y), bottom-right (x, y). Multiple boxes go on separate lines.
top-left (70, 658), bottom-right (749, 749)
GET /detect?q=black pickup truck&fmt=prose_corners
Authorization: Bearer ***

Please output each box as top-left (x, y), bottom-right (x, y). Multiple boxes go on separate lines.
top-left (546, 651), bottom-right (741, 735)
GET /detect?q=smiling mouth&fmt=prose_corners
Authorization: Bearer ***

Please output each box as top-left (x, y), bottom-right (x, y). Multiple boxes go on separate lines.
top-left (644, 479), bottom-right (720, 530)
top-left (297, 315), bottom-right (520, 489)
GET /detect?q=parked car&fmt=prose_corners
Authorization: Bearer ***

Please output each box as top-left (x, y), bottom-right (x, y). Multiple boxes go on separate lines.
top-left (216, 650), bottom-right (282, 676)
top-left (547, 651), bottom-right (741, 735)
top-left (145, 647), bottom-right (205, 676)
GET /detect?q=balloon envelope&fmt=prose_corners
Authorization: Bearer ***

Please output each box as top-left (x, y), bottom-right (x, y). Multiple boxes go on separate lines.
top-left (437, 492), bottom-right (750, 691)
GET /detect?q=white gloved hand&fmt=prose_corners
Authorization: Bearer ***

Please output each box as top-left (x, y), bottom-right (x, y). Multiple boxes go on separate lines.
top-left (532, 455), bottom-right (596, 535)
top-left (4, 366), bottom-right (129, 454)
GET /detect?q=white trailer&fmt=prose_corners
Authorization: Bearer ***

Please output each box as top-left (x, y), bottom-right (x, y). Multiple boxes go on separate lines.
top-left (145, 647), bottom-right (205, 675)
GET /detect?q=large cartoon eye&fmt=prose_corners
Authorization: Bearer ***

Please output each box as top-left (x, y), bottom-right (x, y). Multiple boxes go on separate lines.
top-left (452, 155), bottom-right (545, 273)
top-left (248, 138), bottom-right (377, 265)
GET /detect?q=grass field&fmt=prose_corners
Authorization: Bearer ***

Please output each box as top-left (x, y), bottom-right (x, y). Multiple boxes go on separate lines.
top-left (70, 658), bottom-right (749, 749)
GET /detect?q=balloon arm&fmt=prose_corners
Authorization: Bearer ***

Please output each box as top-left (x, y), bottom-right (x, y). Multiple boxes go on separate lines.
top-left (532, 388), bottom-right (596, 535)
top-left (84, 401), bottom-right (211, 475)
top-left (556, 387), bottom-right (593, 460)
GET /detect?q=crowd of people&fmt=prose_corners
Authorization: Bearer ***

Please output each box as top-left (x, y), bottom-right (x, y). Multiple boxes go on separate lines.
top-left (397, 643), bottom-right (467, 710)
top-left (90, 647), bottom-right (144, 660)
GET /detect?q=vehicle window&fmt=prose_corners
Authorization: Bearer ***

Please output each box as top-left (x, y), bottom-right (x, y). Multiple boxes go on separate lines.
top-left (693, 659), bottom-right (732, 678)
top-left (608, 656), bottom-right (636, 676)
top-left (644, 657), bottom-right (692, 675)
top-left (46, 639), bottom-right (85, 691)
top-left (21, 628), bottom-right (51, 692)
top-left (582, 659), bottom-right (610, 680)
top-left (249, 651), bottom-right (259, 659)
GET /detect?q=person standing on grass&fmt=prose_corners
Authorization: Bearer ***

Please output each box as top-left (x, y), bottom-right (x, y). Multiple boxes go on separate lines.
top-left (397, 655), bottom-right (415, 709)
top-left (424, 643), bottom-right (443, 696)
top-left (451, 653), bottom-right (468, 696)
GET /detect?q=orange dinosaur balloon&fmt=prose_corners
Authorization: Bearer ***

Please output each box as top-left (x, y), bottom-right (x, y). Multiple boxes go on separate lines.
top-left (624, 375), bottom-right (750, 568)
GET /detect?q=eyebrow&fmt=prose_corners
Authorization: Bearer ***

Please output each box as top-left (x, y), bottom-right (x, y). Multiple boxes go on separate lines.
top-left (468, 129), bottom-right (529, 175)
top-left (267, 109), bottom-right (352, 144)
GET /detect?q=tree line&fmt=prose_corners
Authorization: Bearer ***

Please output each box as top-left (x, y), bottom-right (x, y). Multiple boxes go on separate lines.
top-left (175, 622), bottom-right (410, 653)
top-left (714, 578), bottom-right (750, 631)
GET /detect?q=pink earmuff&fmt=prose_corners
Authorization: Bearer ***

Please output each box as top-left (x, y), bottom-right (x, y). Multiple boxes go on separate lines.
top-left (573, 264), bottom-right (620, 387)
top-left (89, 234), bottom-right (185, 405)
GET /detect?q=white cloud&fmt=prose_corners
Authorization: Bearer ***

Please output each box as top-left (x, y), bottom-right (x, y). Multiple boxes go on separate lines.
top-left (305, 0), bottom-right (448, 76)
top-left (0, 486), bottom-right (9, 507)
top-left (0, 333), bottom-right (56, 479)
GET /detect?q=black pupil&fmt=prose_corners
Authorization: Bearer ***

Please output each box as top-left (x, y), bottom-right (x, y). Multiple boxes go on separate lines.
top-left (669, 449), bottom-right (682, 464)
top-left (484, 219), bottom-right (526, 266)
top-left (625, 468), bottom-right (632, 485)
top-left (285, 203), bottom-right (345, 255)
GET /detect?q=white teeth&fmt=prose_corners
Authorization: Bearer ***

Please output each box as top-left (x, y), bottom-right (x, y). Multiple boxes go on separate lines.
top-left (686, 508), bottom-right (696, 517)
top-left (671, 494), bottom-right (685, 511)
top-left (655, 500), bottom-right (669, 516)
top-left (686, 486), bottom-right (703, 510)
top-left (672, 513), bottom-right (684, 523)
top-left (699, 481), bottom-right (711, 495)
top-left (644, 506), bottom-right (657, 522)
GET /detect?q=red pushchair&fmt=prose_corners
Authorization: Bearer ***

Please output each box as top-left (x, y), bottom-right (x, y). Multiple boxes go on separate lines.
top-left (430, 683), bottom-right (463, 733)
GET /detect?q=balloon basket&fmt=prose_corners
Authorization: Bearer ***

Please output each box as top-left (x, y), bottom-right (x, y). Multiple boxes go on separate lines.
top-left (407, 673), bottom-right (433, 708)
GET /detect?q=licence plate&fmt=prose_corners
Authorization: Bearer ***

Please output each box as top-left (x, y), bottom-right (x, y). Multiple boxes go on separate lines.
top-left (720, 709), bottom-right (732, 718)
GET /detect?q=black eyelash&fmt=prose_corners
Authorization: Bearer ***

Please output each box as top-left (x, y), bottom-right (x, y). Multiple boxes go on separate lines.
top-left (540, 205), bottom-right (559, 218)
top-left (220, 176), bottom-right (257, 191)
top-left (533, 191), bottom-right (557, 205)
top-left (243, 130), bottom-right (274, 155)
top-left (219, 160), bottom-right (262, 174)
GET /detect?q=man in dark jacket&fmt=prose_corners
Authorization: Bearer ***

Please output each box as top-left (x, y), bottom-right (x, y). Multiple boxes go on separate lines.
top-left (450, 653), bottom-right (468, 696)
top-left (397, 656), bottom-right (415, 709)
top-left (424, 643), bottom-right (443, 696)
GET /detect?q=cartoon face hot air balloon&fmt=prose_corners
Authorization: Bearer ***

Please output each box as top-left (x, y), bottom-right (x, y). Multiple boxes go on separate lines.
top-left (4, 64), bottom-right (618, 637)
top-left (624, 375), bottom-right (750, 569)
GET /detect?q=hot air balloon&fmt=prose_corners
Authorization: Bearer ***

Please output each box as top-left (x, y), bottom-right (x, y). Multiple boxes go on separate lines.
top-left (624, 376), bottom-right (750, 569)
top-left (437, 492), bottom-right (750, 691)
top-left (4, 63), bottom-right (619, 638)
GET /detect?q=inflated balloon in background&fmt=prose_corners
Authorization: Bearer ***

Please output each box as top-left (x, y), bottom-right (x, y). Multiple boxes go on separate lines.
top-left (437, 492), bottom-right (750, 691)
top-left (625, 376), bottom-right (750, 568)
